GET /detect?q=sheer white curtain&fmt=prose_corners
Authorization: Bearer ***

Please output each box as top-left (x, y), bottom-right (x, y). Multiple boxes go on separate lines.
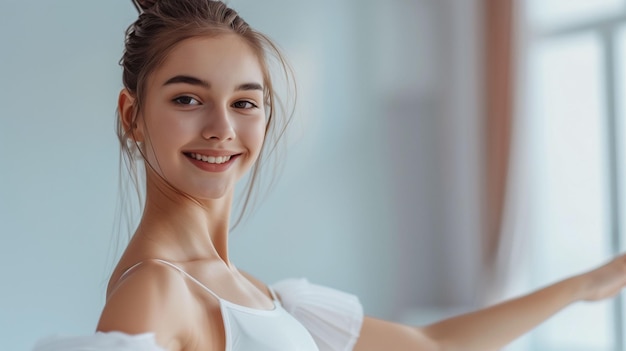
top-left (499, 1), bottom-right (626, 350)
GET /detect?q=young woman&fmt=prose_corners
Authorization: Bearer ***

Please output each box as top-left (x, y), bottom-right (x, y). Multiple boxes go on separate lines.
top-left (34, 1), bottom-right (626, 350)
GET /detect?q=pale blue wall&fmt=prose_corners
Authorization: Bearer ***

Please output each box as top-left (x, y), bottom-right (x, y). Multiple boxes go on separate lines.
top-left (0, 1), bottom-right (484, 350)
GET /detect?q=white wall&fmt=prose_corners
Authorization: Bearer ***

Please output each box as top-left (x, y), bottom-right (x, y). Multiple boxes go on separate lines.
top-left (0, 1), bottom-right (484, 350)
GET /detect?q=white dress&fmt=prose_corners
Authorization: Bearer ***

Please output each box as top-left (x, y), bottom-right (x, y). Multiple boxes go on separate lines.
top-left (33, 277), bottom-right (363, 351)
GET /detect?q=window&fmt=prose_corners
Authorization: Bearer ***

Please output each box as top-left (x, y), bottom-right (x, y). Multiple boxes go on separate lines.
top-left (512, 1), bottom-right (626, 350)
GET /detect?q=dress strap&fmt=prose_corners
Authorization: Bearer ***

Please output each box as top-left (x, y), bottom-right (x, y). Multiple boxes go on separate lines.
top-left (117, 259), bottom-right (222, 301)
top-left (267, 285), bottom-right (280, 303)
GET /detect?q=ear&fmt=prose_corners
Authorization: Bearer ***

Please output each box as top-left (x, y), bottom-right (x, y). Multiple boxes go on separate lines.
top-left (118, 88), bottom-right (144, 142)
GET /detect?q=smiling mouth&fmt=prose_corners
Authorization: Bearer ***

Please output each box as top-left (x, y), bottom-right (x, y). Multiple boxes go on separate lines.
top-left (185, 152), bottom-right (237, 164)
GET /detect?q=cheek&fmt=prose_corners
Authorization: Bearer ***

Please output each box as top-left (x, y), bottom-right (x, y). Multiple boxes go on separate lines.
top-left (240, 118), bottom-right (267, 153)
top-left (141, 111), bottom-right (191, 165)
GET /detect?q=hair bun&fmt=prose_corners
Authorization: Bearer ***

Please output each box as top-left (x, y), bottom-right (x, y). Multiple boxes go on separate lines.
top-left (132, 0), bottom-right (158, 13)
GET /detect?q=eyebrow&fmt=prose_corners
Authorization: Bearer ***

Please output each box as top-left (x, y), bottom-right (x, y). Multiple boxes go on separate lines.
top-left (163, 75), bottom-right (263, 91)
top-left (236, 82), bottom-right (263, 91)
top-left (163, 75), bottom-right (210, 88)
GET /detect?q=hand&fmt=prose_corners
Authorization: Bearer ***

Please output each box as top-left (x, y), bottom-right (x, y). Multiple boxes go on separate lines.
top-left (576, 253), bottom-right (626, 302)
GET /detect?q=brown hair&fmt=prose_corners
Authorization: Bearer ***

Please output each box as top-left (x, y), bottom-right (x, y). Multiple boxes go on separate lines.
top-left (117, 0), bottom-right (295, 233)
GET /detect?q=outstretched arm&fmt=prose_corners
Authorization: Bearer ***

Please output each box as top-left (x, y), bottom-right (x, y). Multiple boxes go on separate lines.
top-left (355, 254), bottom-right (626, 351)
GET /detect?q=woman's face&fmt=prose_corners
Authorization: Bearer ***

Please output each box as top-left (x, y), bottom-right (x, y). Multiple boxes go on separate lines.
top-left (137, 34), bottom-right (267, 200)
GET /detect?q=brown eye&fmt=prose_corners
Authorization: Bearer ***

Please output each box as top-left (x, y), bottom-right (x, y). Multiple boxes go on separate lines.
top-left (232, 100), bottom-right (257, 109)
top-left (173, 96), bottom-right (200, 106)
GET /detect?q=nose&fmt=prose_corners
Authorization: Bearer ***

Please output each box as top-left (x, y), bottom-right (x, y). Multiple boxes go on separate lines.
top-left (201, 105), bottom-right (235, 141)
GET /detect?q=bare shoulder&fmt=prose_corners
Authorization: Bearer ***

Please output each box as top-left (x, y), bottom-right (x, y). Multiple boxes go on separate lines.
top-left (238, 269), bottom-right (272, 298)
top-left (97, 260), bottom-right (196, 351)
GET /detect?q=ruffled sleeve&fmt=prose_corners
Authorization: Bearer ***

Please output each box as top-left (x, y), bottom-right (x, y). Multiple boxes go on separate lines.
top-left (271, 278), bottom-right (363, 351)
top-left (32, 331), bottom-right (166, 351)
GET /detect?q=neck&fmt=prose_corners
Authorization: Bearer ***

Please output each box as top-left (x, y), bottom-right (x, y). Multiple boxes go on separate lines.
top-left (131, 173), bottom-right (234, 265)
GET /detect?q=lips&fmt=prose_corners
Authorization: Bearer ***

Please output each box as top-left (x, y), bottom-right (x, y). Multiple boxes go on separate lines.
top-left (183, 151), bottom-right (241, 172)
top-left (186, 152), bottom-right (232, 164)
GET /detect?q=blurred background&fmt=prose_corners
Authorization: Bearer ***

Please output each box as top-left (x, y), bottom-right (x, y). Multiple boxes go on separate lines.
top-left (1, 0), bottom-right (626, 350)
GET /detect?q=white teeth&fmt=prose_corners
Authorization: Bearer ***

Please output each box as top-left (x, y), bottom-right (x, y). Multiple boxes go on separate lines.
top-left (189, 153), bottom-right (231, 164)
